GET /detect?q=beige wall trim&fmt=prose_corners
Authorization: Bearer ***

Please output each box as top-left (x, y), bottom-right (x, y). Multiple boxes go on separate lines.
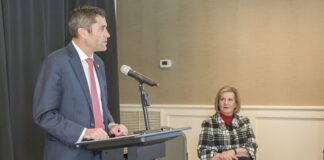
top-left (121, 104), bottom-right (324, 111)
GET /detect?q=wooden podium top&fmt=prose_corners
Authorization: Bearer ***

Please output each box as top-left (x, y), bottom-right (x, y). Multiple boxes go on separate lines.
top-left (75, 127), bottom-right (191, 151)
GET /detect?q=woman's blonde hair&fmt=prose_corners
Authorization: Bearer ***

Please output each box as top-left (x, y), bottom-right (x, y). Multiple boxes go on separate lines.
top-left (214, 86), bottom-right (241, 114)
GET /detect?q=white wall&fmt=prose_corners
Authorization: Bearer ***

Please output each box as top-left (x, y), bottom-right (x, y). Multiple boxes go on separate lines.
top-left (121, 104), bottom-right (324, 160)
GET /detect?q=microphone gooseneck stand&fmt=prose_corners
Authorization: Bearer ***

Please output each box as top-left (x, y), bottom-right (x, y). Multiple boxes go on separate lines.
top-left (135, 81), bottom-right (170, 135)
top-left (138, 83), bottom-right (150, 130)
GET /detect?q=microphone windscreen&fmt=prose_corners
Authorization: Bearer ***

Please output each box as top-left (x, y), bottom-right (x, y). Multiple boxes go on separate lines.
top-left (120, 65), bottom-right (131, 75)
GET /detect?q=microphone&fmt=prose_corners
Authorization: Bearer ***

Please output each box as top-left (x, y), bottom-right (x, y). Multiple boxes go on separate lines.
top-left (120, 65), bottom-right (160, 87)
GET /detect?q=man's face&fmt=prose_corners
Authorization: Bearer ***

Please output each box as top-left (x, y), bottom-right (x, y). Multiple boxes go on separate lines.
top-left (84, 16), bottom-right (110, 52)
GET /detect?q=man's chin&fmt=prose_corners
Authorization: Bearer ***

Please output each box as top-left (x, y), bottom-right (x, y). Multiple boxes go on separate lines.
top-left (96, 47), bottom-right (107, 52)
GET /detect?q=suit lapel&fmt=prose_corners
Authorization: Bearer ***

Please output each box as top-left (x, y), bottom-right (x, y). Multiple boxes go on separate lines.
top-left (66, 42), bottom-right (110, 127)
top-left (66, 43), bottom-right (92, 109)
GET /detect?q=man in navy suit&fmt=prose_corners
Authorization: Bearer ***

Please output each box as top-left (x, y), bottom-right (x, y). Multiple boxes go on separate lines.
top-left (33, 5), bottom-right (128, 160)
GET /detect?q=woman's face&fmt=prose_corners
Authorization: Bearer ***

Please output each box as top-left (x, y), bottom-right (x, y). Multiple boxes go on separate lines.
top-left (219, 91), bottom-right (236, 116)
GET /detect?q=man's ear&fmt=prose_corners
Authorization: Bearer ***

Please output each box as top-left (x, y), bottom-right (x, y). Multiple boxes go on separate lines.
top-left (77, 28), bottom-right (88, 38)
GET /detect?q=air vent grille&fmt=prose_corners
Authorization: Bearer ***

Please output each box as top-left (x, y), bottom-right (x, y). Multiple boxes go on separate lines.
top-left (120, 111), bottom-right (161, 134)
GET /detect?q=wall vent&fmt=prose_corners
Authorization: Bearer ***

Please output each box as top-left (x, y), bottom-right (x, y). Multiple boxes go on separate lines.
top-left (120, 111), bottom-right (161, 134)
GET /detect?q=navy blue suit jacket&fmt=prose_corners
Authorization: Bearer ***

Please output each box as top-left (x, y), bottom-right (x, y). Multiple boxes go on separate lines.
top-left (33, 42), bottom-right (114, 160)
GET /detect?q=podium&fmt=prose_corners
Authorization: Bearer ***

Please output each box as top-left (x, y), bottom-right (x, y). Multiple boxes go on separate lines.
top-left (76, 127), bottom-right (191, 160)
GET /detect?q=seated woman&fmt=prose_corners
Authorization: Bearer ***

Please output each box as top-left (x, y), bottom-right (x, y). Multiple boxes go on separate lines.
top-left (197, 86), bottom-right (257, 160)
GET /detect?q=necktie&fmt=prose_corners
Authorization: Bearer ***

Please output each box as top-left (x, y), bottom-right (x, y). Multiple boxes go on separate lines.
top-left (86, 58), bottom-right (105, 129)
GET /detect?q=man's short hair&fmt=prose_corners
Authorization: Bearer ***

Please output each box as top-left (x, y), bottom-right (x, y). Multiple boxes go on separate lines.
top-left (68, 5), bottom-right (106, 38)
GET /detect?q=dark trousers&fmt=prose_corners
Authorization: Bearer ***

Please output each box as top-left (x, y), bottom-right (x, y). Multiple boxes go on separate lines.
top-left (238, 157), bottom-right (252, 160)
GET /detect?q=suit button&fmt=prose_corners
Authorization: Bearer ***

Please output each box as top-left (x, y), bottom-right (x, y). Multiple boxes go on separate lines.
top-left (90, 123), bottom-right (94, 127)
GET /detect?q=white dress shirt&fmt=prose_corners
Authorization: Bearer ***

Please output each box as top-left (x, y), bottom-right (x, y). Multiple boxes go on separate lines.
top-left (72, 41), bottom-right (104, 143)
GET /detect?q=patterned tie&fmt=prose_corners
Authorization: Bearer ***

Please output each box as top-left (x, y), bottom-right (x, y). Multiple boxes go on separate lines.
top-left (86, 58), bottom-right (105, 129)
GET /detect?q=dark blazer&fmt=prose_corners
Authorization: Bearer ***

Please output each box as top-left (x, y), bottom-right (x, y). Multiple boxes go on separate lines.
top-left (33, 42), bottom-right (114, 160)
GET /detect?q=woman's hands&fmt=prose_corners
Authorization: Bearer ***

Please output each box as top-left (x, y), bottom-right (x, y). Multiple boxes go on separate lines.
top-left (212, 150), bottom-right (238, 160)
top-left (235, 148), bottom-right (250, 157)
top-left (212, 148), bottom-right (250, 160)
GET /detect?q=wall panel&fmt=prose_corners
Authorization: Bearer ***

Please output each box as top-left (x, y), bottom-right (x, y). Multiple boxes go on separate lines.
top-left (121, 104), bottom-right (324, 160)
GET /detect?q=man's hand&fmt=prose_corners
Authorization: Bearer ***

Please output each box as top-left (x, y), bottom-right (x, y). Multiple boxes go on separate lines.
top-left (109, 124), bottom-right (128, 137)
top-left (83, 128), bottom-right (109, 141)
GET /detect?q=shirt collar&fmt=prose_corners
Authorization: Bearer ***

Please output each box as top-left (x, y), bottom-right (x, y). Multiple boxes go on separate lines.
top-left (215, 112), bottom-right (240, 128)
top-left (72, 40), bottom-right (93, 61)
